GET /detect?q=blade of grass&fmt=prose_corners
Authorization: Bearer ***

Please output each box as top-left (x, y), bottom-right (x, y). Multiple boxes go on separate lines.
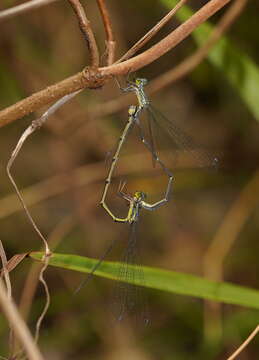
top-left (30, 252), bottom-right (259, 310)
top-left (161, 0), bottom-right (259, 122)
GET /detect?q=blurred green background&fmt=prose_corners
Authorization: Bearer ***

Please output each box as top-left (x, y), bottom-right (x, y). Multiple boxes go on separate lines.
top-left (0, 0), bottom-right (259, 359)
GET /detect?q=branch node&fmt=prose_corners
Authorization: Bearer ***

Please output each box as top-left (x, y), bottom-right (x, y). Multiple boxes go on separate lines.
top-left (82, 66), bottom-right (106, 89)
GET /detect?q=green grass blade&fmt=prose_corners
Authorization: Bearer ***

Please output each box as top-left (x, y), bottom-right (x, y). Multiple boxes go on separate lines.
top-left (30, 252), bottom-right (259, 310)
top-left (161, 0), bottom-right (259, 122)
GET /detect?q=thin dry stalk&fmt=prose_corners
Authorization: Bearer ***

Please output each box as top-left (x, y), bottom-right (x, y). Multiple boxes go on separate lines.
top-left (0, 0), bottom-right (58, 22)
top-left (96, 0), bottom-right (115, 65)
top-left (68, 0), bottom-right (99, 67)
top-left (117, 0), bottom-right (188, 63)
top-left (148, 0), bottom-right (248, 94)
top-left (226, 325), bottom-right (259, 360)
top-left (0, 0), bottom-right (231, 127)
top-left (203, 170), bottom-right (259, 340)
top-left (7, 124), bottom-right (50, 258)
top-left (0, 241), bottom-right (14, 358)
top-left (101, 0), bottom-right (232, 76)
top-left (19, 216), bottom-right (75, 321)
top-left (0, 278), bottom-right (45, 360)
top-left (4, 99), bottom-right (73, 349)
top-left (0, 241), bottom-right (12, 299)
top-left (89, 0), bottom-right (246, 119)
top-left (34, 257), bottom-right (50, 345)
top-left (6, 90), bottom-right (81, 248)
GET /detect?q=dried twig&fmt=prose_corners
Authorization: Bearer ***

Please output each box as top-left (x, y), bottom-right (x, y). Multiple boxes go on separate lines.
top-left (0, 0), bottom-right (58, 22)
top-left (0, 0), bottom-right (231, 127)
top-left (0, 241), bottom-right (12, 299)
top-left (4, 93), bottom-right (79, 349)
top-left (0, 241), bottom-right (14, 358)
top-left (96, 0), bottom-right (115, 65)
top-left (67, 0), bottom-right (99, 67)
top-left (4, 90), bottom-right (81, 238)
top-left (34, 259), bottom-right (50, 345)
top-left (203, 170), bottom-right (259, 340)
top-left (0, 278), bottom-right (44, 360)
top-left (148, 0), bottom-right (248, 94)
top-left (19, 216), bottom-right (75, 321)
top-left (79, 0), bottom-right (245, 121)
top-left (117, 0), bottom-right (188, 63)
top-left (226, 325), bottom-right (259, 360)
top-left (7, 129), bottom-right (50, 257)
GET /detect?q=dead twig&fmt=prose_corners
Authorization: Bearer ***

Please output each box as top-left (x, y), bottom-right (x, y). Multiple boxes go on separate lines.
top-left (0, 0), bottom-right (58, 22)
top-left (0, 241), bottom-right (12, 299)
top-left (0, 278), bottom-right (45, 360)
top-left (0, 0), bottom-right (231, 127)
top-left (117, 0), bottom-right (188, 63)
top-left (226, 325), bottom-right (259, 360)
top-left (96, 0), bottom-right (115, 65)
top-left (0, 241), bottom-right (14, 358)
top-left (148, 0), bottom-right (248, 94)
top-left (203, 170), bottom-right (259, 341)
top-left (34, 258), bottom-right (50, 345)
top-left (67, 0), bottom-right (99, 67)
top-left (19, 216), bottom-right (75, 321)
top-left (5, 99), bottom-right (67, 349)
top-left (81, 0), bottom-right (246, 121)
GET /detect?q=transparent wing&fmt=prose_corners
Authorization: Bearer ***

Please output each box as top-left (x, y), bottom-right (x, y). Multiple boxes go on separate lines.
top-left (148, 105), bottom-right (218, 169)
top-left (147, 113), bottom-right (157, 168)
top-left (74, 237), bottom-right (118, 294)
top-left (113, 222), bottom-right (149, 325)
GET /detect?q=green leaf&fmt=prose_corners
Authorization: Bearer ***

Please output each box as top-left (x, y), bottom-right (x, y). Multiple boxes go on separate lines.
top-left (30, 252), bottom-right (259, 310)
top-left (161, 0), bottom-right (259, 122)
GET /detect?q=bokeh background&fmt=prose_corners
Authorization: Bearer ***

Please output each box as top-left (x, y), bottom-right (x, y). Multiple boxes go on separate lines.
top-left (0, 0), bottom-right (259, 359)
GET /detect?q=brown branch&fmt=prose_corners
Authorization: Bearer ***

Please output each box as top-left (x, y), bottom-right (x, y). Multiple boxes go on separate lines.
top-left (76, 0), bottom-right (245, 121)
top-left (148, 0), bottom-right (248, 93)
top-left (101, 0), bottom-right (232, 77)
top-left (67, 0), bottom-right (99, 67)
top-left (148, 0), bottom-right (248, 94)
top-left (96, 0), bottom-right (115, 65)
top-left (117, 0), bottom-right (188, 63)
top-left (0, 0), bottom-right (231, 128)
top-left (0, 0), bottom-right (59, 22)
top-left (0, 69), bottom-right (104, 128)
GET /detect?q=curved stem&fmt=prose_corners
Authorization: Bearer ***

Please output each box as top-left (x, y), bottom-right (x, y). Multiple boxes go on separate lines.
top-left (68, 0), bottom-right (99, 67)
top-left (96, 0), bottom-right (115, 65)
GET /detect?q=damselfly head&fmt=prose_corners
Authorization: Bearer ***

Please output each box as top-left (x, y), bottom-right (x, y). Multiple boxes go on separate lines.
top-left (134, 191), bottom-right (147, 202)
top-left (135, 78), bottom-right (148, 87)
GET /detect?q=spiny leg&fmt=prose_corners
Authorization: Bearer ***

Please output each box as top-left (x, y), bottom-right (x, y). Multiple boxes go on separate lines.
top-left (135, 116), bottom-right (173, 210)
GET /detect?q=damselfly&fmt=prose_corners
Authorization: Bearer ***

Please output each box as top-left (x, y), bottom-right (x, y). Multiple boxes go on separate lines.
top-left (119, 77), bottom-right (218, 169)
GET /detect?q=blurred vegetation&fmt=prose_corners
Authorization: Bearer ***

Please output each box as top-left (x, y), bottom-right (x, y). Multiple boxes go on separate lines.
top-left (0, 0), bottom-right (259, 359)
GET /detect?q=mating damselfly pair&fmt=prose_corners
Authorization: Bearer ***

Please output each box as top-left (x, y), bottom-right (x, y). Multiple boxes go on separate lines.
top-left (78, 77), bottom-right (218, 323)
